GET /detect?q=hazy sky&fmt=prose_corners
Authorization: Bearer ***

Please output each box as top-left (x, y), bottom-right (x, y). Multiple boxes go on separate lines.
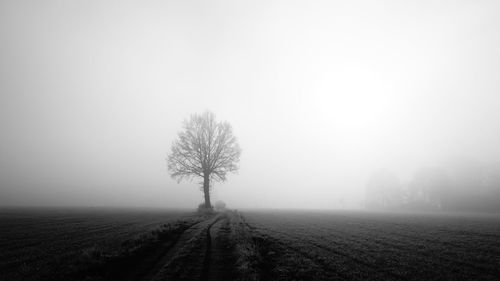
top-left (1, 0), bottom-right (500, 208)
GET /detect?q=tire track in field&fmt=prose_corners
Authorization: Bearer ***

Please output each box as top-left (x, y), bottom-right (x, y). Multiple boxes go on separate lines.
top-left (245, 219), bottom-right (500, 281)
top-left (344, 226), bottom-right (500, 276)
top-left (201, 213), bottom-right (238, 281)
top-left (200, 216), bottom-right (222, 281)
top-left (239, 215), bottom-right (343, 280)
top-left (332, 213), bottom-right (500, 252)
top-left (145, 214), bottom-right (235, 281)
top-left (305, 223), bottom-right (497, 274)
top-left (142, 217), bottom-right (221, 281)
top-left (245, 221), bottom-right (403, 281)
top-left (252, 223), bottom-right (478, 280)
top-left (140, 219), bottom-right (205, 281)
top-left (255, 232), bottom-right (350, 281)
top-left (321, 221), bottom-right (500, 277)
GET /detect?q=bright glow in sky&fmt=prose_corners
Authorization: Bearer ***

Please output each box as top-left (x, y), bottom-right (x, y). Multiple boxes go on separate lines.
top-left (1, 0), bottom-right (500, 208)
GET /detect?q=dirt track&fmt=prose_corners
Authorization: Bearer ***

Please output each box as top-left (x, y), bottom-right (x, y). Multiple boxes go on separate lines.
top-left (144, 213), bottom-right (237, 281)
top-left (203, 216), bottom-right (237, 281)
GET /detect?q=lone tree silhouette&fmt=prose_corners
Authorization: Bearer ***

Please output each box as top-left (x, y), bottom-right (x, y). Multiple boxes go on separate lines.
top-left (167, 111), bottom-right (241, 209)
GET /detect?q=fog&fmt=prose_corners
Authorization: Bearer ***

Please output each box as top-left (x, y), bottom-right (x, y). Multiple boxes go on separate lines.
top-left (1, 0), bottom-right (500, 209)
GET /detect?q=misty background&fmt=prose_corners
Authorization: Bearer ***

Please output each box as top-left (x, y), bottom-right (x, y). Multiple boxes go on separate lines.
top-left (1, 0), bottom-right (500, 209)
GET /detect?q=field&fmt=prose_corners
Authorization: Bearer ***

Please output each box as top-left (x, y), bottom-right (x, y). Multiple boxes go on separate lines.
top-left (0, 208), bottom-right (198, 281)
top-left (1, 208), bottom-right (499, 281)
top-left (242, 210), bottom-right (500, 280)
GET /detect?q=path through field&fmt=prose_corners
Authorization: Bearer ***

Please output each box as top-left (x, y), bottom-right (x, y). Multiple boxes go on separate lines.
top-left (145, 213), bottom-right (237, 281)
top-left (203, 215), bottom-right (238, 281)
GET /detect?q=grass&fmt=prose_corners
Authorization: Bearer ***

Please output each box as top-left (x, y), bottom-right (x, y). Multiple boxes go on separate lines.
top-left (226, 211), bottom-right (260, 281)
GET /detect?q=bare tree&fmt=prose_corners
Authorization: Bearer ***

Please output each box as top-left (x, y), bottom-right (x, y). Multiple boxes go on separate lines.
top-left (167, 111), bottom-right (241, 209)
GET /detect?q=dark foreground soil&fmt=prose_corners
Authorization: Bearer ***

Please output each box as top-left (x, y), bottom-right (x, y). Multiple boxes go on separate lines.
top-left (146, 214), bottom-right (238, 281)
top-left (2, 209), bottom-right (500, 281)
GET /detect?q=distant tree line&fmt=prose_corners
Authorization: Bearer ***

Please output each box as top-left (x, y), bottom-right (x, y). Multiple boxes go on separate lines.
top-left (365, 159), bottom-right (500, 212)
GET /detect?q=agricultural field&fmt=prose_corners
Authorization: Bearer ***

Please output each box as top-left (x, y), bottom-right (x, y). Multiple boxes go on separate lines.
top-left (0, 208), bottom-right (198, 281)
top-left (242, 210), bottom-right (500, 280)
top-left (1, 208), bottom-right (500, 281)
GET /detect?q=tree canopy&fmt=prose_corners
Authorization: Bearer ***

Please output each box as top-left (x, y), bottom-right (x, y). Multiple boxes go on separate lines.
top-left (167, 111), bottom-right (241, 208)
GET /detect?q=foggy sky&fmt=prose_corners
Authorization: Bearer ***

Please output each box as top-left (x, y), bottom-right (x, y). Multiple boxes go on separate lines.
top-left (1, 0), bottom-right (500, 209)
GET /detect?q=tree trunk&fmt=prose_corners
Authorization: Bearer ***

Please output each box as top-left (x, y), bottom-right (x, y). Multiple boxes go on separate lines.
top-left (203, 173), bottom-right (212, 209)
